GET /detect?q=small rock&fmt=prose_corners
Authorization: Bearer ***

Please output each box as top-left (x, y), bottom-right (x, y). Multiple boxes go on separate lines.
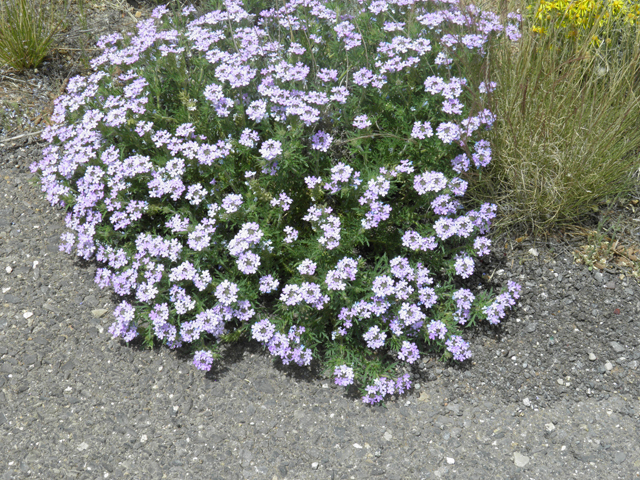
top-left (22, 311), bottom-right (32, 319)
top-left (77, 442), bottom-right (89, 451)
top-left (545, 423), bottom-right (556, 432)
top-left (588, 353), bottom-right (597, 361)
top-left (446, 458), bottom-right (455, 465)
top-left (605, 281), bottom-right (616, 289)
top-left (5, 266), bottom-right (12, 274)
top-left (514, 452), bottom-right (530, 468)
top-left (91, 309), bottom-right (108, 319)
top-left (522, 398), bottom-right (531, 407)
top-left (614, 452), bottom-right (626, 464)
top-left (605, 362), bottom-right (613, 371)
top-left (528, 248), bottom-right (539, 257)
top-left (311, 462), bottom-right (319, 470)
top-left (140, 435), bottom-right (148, 443)
top-left (610, 341), bottom-right (625, 353)
top-left (557, 378), bottom-right (564, 385)
top-left (353, 443), bottom-right (363, 449)
top-left (526, 323), bottom-right (537, 333)
top-left (383, 431), bottom-right (392, 441)
top-left (593, 271), bottom-right (604, 283)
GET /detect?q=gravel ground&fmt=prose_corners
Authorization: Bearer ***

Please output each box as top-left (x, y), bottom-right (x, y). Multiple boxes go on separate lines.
top-left (1, 143), bottom-right (640, 480)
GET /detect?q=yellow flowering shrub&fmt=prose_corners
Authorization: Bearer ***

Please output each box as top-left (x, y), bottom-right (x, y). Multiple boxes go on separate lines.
top-left (529, 0), bottom-right (639, 44)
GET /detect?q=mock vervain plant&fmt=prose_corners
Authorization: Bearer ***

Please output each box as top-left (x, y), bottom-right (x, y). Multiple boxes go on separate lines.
top-left (30, 0), bottom-right (521, 404)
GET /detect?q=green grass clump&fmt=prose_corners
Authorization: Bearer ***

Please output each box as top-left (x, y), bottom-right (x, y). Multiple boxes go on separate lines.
top-left (0, 0), bottom-right (69, 72)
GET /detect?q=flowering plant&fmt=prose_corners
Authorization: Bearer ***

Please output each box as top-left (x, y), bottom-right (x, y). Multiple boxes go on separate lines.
top-left (31, 0), bottom-right (520, 404)
top-left (529, 0), bottom-right (639, 46)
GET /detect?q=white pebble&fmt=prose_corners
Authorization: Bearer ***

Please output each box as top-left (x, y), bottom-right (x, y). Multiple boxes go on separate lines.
top-left (522, 397), bottom-right (531, 407)
top-left (5, 266), bottom-right (12, 274)
top-left (23, 311), bottom-right (33, 319)
top-left (446, 457), bottom-right (455, 465)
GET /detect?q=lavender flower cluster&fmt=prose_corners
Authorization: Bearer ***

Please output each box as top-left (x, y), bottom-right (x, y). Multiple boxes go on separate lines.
top-left (31, 0), bottom-right (522, 404)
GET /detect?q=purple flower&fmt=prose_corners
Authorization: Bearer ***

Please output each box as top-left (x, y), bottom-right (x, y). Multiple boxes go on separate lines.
top-left (436, 122), bottom-right (461, 144)
top-left (216, 280), bottom-right (239, 306)
top-left (371, 275), bottom-right (394, 297)
top-left (418, 287), bottom-right (437, 309)
top-left (221, 193), bottom-right (243, 213)
top-left (259, 139), bottom-right (282, 160)
top-left (247, 100), bottom-right (268, 122)
top-left (479, 81), bottom-right (497, 93)
top-left (353, 68), bottom-right (374, 87)
top-left (334, 365), bottom-right (355, 387)
top-left (297, 259), bottom-right (317, 276)
top-left (165, 214), bottom-right (189, 233)
top-left (446, 335), bottom-right (472, 361)
top-left (434, 217), bottom-right (458, 240)
top-left (462, 34), bottom-right (486, 49)
top-left (187, 224), bottom-right (213, 251)
top-left (304, 176), bottom-right (322, 189)
top-left (237, 251), bottom-right (261, 274)
top-left (317, 68), bottom-right (338, 83)
top-left (363, 325), bottom-right (387, 350)
top-left (259, 275), bottom-right (279, 294)
top-left (401, 231), bottom-right (437, 251)
top-left (454, 254), bottom-right (474, 279)
top-left (398, 341), bottom-right (420, 364)
top-left (411, 121), bottom-right (433, 139)
top-left (427, 320), bottom-right (447, 340)
top-left (239, 128), bottom-right (260, 148)
top-left (431, 194), bottom-right (460, 216)
top-left (283, 226), bottom-right (298, 243)
top-left (390, 257), bottom-right (413, 280)
top-left (169, 261), bottom-right (197, 282)
top-left (252, 319), bottom-right (276, 343)
top-left (474, 236), bottom-right (491, 256)
top-left (280, 284), bottom-right (303, 306)
top-left (193, 350), bottom-right (214, 371)
top-left (270, 192), bottom-right (293, 211)
top-left (424, 75), bottom-right (445, 95)
top-left (413, 171), bottom-right (447, 195)
top-left (353, 115), bottom-right (371, 129)
top-left (311, 131), bottom-right (333, 152)
top-left (108, 301), bottom-right (137, 342)
top-left (508, 281), bottom-right (522, 299)
top-left (472, 139), bottom-right (492, 168)
top-left (169, 285), bottom-right (196, 314)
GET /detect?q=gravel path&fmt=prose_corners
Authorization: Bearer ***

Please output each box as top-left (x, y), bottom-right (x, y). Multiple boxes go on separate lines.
top-left (1, 143), bottom-right (640, 479)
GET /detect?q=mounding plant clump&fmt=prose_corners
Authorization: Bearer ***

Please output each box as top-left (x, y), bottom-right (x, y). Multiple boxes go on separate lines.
top-left (30, 0), bottom-right (521, 404)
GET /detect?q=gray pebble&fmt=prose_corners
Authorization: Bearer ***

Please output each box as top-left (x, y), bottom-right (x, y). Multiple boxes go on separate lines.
top-left (609, 341), bottom-right (625, 353)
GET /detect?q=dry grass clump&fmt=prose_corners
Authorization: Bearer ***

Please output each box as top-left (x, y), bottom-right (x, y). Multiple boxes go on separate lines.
top-left (466, 0), bottom-right (640, 236)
